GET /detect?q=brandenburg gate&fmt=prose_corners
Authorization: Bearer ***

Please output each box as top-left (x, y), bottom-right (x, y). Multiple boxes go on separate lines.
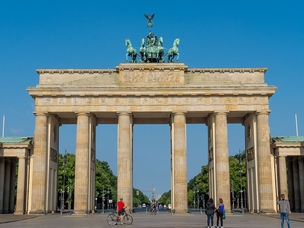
top-left (27, 62), bottom-right (277, 214)
top-left (25, 14), bottom-right (278, 214)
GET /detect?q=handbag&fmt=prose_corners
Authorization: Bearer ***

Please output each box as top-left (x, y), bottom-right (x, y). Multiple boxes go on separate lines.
top-left (223, 209), bottom-right (226, 219)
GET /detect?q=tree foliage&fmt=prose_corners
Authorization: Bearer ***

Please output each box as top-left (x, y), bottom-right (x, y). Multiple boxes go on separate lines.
top-left (57, 153), bottom-right (118, 205)
top-left (57, 153), bottom-right (150, 207)
top-left (133, 188), bottom-right (150, 206)
top-left (158, 151), bottom-right (247, 208)
top-left (157, 190), bottom-right (171, 205)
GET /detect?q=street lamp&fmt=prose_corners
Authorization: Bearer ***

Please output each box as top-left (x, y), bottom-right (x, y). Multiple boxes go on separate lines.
top-left (231, 180), bottom-right (235, 214)
top-left (107, 188), bottom-right (110, 209)
top-left (196, 187), bottom-right (200, 209)
top-left (202, 193), bottom-right (205, 209)
top-left (239, 150), bottom-right (244, 214)
top-left (102, 186), bottom-right (105, 214)
top-left (193, 188), bottom-right (196, 209)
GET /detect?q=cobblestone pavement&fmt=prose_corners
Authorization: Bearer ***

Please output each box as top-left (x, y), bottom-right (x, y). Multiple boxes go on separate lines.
top-left (0, 212), bottom-right (303, 228)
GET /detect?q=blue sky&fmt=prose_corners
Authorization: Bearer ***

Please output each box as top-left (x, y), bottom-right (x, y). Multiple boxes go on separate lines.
top-left (1, 0), bottom-right (304, 197)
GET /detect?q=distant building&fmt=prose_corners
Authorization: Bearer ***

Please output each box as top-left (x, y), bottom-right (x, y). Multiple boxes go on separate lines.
top-left (271, 136), bottom-right (304, 212)
top-left (0, 137), bottom-right (33, 214)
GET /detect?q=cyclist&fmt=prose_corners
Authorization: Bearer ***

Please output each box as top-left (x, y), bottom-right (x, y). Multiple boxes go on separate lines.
top-left (117, 198), bottom-right (125, 225)
top-left (150, 201), bottom-right (157, 214)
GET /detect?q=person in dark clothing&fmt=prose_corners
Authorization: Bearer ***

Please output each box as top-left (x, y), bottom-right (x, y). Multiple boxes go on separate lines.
top-left (205, 198), bottom-right (216, 228)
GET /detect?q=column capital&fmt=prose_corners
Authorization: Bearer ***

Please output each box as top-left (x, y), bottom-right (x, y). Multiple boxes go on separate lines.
top-left (213, 111), bottom-right (229, 116)
top-left (33, 112), bottom-right (48, 117)
top-left (256, 110), bottom-right (271, 115)
top-left (172, 111), bottom-right (187, 116)
top-left (117, 112), bottom-right (132, 117)
top-left (75, 112), bottom-right (90, 116)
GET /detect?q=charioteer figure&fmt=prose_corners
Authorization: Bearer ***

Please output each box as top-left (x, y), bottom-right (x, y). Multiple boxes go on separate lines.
top-left (125, 13), bottom-right (179, 63)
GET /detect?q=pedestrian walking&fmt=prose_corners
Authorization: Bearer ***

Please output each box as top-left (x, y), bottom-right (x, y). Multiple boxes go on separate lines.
top-left (205, 198), bottom-right (215, 228)
top-left (277, 194), bottom-right (291, 228)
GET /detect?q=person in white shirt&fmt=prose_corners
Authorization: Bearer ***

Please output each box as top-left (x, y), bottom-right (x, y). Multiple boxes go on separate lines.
top-left (277, 194), bottom-right (291, 228)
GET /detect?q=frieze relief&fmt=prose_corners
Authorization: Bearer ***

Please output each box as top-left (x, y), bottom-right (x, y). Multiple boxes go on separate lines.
top-left (210, 97), bottom-right (219, 104)
top-left (38, 96), bottom-right (266, 107)
top-left (209, 148), bottom-right (213, 162)
top-left (122, 71), bottom-right (180, 83)
top-left (247, 147), bottom-right (254, 161)
top-left (50, 148), bottom-right (58, 163)
top-left (238, 97), bottom-right (246, 104)
top-left (57, 98), bottom-right (66, 105)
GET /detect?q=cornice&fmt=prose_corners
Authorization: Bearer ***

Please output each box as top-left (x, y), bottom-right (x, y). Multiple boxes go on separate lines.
top-left (36, 69), bottom-right (117, 75)
top-left (185, 68), bottom-right (267, 73)
top-left (36, 67), bottom-right (268, 74)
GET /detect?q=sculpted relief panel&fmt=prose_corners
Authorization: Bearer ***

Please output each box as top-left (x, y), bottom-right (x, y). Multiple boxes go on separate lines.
top-left (122, 71), bottom-right (180, 82)
top-left (38, 96), bottom-right (268, 108)
top-left (119, 70), bottom-right (183, 86)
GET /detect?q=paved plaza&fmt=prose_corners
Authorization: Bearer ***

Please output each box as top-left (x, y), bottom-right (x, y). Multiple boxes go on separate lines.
top-left (0, 212), bottom-right (303, 228)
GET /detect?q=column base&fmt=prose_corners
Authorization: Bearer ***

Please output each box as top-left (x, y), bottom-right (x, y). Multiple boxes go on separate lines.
top-left (14, 210), bottom-right (25, 215)
top-left (29, 210), bottom-right (46, 215)
top-left (259, 209), bottom-right (277, 214)
top-left (172, 209), bottom-right (188, 214)
top-left (73, 210), bottom-right (89, 215)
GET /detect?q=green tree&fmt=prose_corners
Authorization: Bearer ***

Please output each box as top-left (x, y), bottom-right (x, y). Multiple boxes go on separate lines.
top-left (57, 153), bottom-right (118, 209)
top-left (133, 188), bottom-right (150, 206)
top-left (158, 190), bottom-right (171, 205)
top-left (58, 153), bottom-right (75, 209)
top-left (95, 159), bottom-right (117, 204)
top-left (230, 151), bottom-right (246, 208)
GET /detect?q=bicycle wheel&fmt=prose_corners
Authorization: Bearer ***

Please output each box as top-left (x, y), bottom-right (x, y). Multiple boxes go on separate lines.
top-left (107, 213), bottom-right (118, 226)
top-left (124, 214), bottom-right (133, 225)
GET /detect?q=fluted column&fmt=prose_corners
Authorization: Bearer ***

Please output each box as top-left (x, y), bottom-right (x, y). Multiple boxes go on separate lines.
top-left (214, 112), bottom-right (230, 208)
top-left (293, 158), bottom-right (300, 212)
top-left (256, 111), bottom-right (275, 212)
top-left (278, 156), bottom-right (288, 197)
top-left (74, 112), bottom-right (90, 214)
top-left (287, 158), bottom-right (294, 210)
top-left (117, 112), bottom-right (133, 208)
top-left (172, 112), bottom-right (187, 213)
top-left (3, 159), bottom-right (11, 213)
top-left (30, 112), bottom-right (48, 214)
top-left (0, 158), bottom-right (5, 213)
top-left (15, 157), bottom-right (26, 214)
top-left (9, 159), bottom-right (16, 213)
top-left (298, 157), bottom-right (304, 212)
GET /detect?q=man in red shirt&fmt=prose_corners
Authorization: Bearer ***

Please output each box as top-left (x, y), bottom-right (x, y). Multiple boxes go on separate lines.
top-left (117, 198), bottom-right (125, 225)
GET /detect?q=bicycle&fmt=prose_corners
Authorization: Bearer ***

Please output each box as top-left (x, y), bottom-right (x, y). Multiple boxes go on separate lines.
top-left (149, 207), bottom-right (157, 215)
top-left (107, 208), bottom-right (133, 225)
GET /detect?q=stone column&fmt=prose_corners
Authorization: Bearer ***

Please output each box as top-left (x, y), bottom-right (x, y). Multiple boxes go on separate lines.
top-left (30, 112), bottom-right (48, 214)
top-left (9, 159), bottom-right (16, 213)
top-left (256, 111), bottom-right (275, 212)
top-left (74, 112), bottom-right (90, 214)
top-left (172, 112), bottom-right (187, 213)
top-left (3, 159), bottom-right (11, 213)
top-left (287, 158), bottom-right (294, 210)
top-left (15, 157), bottom-right (26, 214)
top-left (278, 156), bottom-right (288, 196)
top-left (298, 157), bottom-right (304, 212)
top-left (293, 158), bottom-right (300, 212)
top-left (117, 112), bottom-right (133, 208)
top-left (0, 158), bottom-right (5, 213)
top-left (214, 112), bottom-right (230, 208)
